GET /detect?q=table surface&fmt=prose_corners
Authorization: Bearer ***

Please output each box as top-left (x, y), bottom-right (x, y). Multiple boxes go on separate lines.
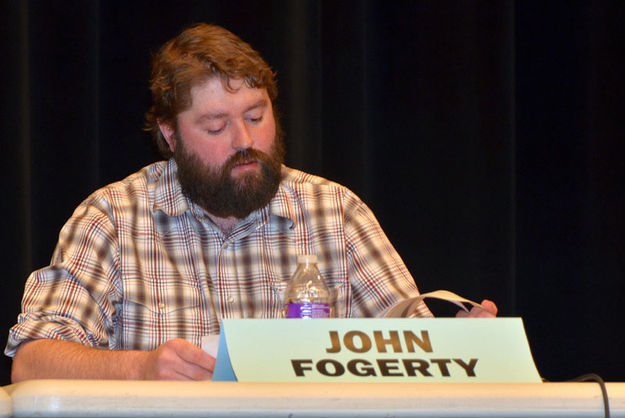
top-left (0, 387), bottom-right (10, 418)
top-left (2, 380), bottom-right (625, 417)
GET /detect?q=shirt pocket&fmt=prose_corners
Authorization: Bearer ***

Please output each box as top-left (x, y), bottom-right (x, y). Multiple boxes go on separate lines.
top-left (119, 282), bottom-right (207, 350)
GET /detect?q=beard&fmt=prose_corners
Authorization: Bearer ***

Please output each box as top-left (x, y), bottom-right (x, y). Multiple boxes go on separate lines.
top-left (173, 129), bottom-right (285, 219)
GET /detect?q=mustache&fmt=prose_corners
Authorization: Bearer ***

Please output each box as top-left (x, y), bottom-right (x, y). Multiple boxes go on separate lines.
top-left (225, 149), bottom-right (272, 169)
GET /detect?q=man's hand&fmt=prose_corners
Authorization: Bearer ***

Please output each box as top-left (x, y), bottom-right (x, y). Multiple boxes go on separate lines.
top-left (141, 338), bottom-right (215, 380)
top-left (455, 299), bottom-right (498, 318)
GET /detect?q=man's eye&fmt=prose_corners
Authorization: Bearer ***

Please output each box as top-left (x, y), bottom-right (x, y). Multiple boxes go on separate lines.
top-left (248, 115), bottom-right (263, 123)
top-left (205, 125), bottom-right (225, 134)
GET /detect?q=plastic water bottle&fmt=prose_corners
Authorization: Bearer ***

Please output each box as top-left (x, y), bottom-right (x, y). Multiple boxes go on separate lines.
top-left (284, 254), bottom-right (332, 318)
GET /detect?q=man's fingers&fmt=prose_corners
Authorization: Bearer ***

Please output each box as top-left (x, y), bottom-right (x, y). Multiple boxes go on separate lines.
top-left (144, 339), bottom-right (215, 381)
top-left (455, 309), bottom-right (469, 318)
top-left (174, 340), bottom-right (216, 373)
top-left (480, 299), bottom-right (498, 316)
top-left (455, 299), bottom-right (498, 318)
top-left (163, 339), bottom-right (215, 380)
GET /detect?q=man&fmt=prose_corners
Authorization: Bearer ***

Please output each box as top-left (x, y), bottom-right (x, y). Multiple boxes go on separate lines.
top-left (6, 24), bottom-right (497, 382)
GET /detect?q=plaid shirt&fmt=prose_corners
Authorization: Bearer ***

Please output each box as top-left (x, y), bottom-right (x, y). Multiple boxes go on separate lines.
top-left (6, 159), bottom-right (431, 355)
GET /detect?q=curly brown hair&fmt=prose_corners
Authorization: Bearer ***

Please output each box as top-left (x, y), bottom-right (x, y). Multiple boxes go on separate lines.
top-left (145, 24), bottom-right (278, 158)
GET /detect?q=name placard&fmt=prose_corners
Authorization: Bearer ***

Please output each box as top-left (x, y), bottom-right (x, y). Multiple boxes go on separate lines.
top-left (211, 318), bottom-right (541, 383)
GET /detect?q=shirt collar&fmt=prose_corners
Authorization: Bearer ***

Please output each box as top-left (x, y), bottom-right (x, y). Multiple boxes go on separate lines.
top-left (265, 177), bottom-right (297, 230)
top-left (151, 158), bottom-right (190, 217)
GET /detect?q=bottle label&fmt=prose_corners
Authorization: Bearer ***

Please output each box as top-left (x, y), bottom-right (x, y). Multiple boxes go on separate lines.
top-left (286, 303), bottom-right (330, 319)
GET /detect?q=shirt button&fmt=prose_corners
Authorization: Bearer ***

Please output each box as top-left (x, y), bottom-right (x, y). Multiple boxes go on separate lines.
top-left (158, 302), bottom-right (166, 311)
top-left (227, 296), bottom-right (235, 304)
top-left (222, 242), bottom-right (229, 249)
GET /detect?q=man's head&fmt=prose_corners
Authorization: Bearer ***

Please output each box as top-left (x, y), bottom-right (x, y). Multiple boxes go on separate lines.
top-left (145, 23), bottom-right (278, 158)
top-left (146, 24), bottom-right (285, 219)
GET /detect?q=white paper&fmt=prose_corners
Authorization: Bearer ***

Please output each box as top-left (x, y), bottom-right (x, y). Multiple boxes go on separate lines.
top-left (201, 335), bottom-right (220, 358)
top-left (380, 289), bottom-right (481, 318)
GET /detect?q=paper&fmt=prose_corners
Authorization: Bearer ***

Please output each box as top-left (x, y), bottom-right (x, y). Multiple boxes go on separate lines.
top-left (380, 289), bottom-right (482, 318)
top-left (201, 335), bottom-right (220, 358)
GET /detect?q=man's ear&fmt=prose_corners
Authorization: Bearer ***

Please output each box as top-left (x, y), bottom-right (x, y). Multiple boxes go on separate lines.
top-left (158, 121), bottom-right (176, 153)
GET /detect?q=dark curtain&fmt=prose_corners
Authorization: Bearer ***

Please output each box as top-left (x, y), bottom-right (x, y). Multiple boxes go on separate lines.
top-left (1, 0), bottom-right (623, 385)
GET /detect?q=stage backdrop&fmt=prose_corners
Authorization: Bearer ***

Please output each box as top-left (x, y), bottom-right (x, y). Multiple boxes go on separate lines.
top-left (1, 1), bottom-right (623, 385)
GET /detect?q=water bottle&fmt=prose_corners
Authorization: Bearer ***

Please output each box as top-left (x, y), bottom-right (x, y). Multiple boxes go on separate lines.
top-left (284, 254), bottom-right (332, 318)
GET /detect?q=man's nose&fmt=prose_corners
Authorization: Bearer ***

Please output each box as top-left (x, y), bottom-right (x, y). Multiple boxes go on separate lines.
top-left (231, 120), bottom-right (253, 150)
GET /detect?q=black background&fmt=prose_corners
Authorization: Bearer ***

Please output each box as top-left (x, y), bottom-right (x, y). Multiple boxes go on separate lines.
top-left (1, 0), bottom-right (623, 385)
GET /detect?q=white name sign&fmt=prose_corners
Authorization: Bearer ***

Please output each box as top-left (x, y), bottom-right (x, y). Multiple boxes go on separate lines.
top-left (211, 318), bottom-right (541, 383)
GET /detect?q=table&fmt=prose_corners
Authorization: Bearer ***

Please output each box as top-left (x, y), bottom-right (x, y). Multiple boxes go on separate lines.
top-left (0, 387), bottom-right (10, 418)
top-left (3, 380), bottom-right (625, 417)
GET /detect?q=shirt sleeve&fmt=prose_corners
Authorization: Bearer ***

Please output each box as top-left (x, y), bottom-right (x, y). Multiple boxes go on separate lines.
top-left (5, 195), bottom-right (121, 357)
top-left (343, 191), bottom-right (433, 318)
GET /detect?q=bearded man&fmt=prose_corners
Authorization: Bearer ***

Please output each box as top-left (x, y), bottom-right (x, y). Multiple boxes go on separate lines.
top-left (6, 24), bottom-right (496, 382)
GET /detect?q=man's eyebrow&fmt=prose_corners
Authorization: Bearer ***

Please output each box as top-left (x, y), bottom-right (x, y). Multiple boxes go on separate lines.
top-left (196, 112), bottom-right (228, 123)
top-left (195, 99), bottom-right (268, 123)
top-left (244, 98), bottom-right (269, 112)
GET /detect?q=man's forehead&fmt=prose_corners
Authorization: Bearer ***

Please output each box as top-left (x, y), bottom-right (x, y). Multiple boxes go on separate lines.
top-left (190, 76), bottom-right (266, 96)
top-left (181, 77), bottom-right (270, 118)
